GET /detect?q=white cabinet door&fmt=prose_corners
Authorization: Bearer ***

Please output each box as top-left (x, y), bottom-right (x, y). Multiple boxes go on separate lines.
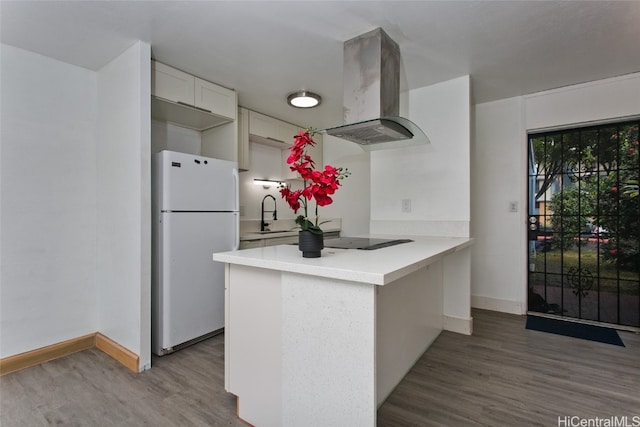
top-left (244, 108), bottom-right (323, 179)
top-left (195, 77), bottom-right (236, 120)
top-left (152, 61), bottom-right (237, 131)
top-left (249, 111), bottom-right (279, 141)
top-left (276, 122), bottom-right (299, 146)
top-left (248, 111), bottom-right (302, 148)
top-left (152, 61), bottom-right (194, 105)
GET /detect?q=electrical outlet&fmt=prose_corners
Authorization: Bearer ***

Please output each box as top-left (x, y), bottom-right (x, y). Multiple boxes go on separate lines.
top-left (509, 201), bottom-right (518, 213)
top-left (402, 198), bottom-right (412, 213)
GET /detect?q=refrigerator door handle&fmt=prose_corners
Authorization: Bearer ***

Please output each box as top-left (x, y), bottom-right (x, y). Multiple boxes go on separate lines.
top-left (233, 212), bottom-right (240, 250)
top-left (232, 167), bottom-right (239, 212)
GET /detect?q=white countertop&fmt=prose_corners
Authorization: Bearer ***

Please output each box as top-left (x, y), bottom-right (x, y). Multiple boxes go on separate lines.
top-left (213, 235), bottom-right (472, 285)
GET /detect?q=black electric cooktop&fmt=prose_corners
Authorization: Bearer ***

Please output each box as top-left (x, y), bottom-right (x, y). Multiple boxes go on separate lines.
top-left (323, 237), bottom-right (413, 250)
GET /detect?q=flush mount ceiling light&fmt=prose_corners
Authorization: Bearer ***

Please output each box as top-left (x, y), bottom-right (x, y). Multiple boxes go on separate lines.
top-left (287, 91), bottom-right (321, 108)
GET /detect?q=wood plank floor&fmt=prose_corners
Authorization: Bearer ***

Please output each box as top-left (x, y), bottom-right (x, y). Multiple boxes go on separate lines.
top-left (1, 309), bottom-right (638, 426)
top-left (378, 310), bottom-right (640, 426)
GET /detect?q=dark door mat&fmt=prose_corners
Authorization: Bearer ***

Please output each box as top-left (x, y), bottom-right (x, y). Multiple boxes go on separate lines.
top-left (526, 315), bottom-right (625, 346)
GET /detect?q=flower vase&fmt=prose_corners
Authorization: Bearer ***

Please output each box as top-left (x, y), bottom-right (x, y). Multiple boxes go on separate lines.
top-left (298, 230), bottom-right (324, 258)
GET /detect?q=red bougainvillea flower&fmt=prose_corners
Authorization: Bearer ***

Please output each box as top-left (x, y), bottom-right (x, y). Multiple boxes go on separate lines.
top-left (280, 186), bottom-right (302, 213)
top-left (612, 186), bottom-right (618, 192)
top-left (315, 193), bottom-right (333, 206)
top-left (302, 184), bottom-right (316, 201)
top-left (279, 128), bottom-right (349, 232)
top-left (290, 162), bottom-right (314, 181)
top-left (287, 131), bottom-right (316, 164)
top-left (303, 155), bottom-right (315, 168)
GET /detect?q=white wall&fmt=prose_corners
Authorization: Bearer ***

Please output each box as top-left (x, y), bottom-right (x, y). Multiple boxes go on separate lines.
top-left (321, 135), bottom-right (371, 236)
top-left (151, 120), bottom-right (201, 155)
top-left (472, 72), bottom-right (640, 314)
top-left (471, 96), bottom-right (527, 314)
top-left (0, 42), bottom-right (152, 368)
top-left (370, 76), bottom-right (471, 237)
top-left (524, 73), bottom-right (640, 131)
top-left (0, 44), bottom-right (99, 357)
top-left (96, 41), bottom-right (151, 371)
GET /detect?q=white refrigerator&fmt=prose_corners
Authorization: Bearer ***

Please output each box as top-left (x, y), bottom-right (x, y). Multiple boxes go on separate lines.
top-left (152, 150), bottom-right (239, 356)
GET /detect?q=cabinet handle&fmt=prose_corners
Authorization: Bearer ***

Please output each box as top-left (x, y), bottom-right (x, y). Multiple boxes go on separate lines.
top-left (193, 105), bottom-right (213, 113)
top-left (266, 137), bottom-right (284, 143)
top-left (176, 101), bottom-right (213, 114)
top-left (177, 101), bottom-right (196, 108)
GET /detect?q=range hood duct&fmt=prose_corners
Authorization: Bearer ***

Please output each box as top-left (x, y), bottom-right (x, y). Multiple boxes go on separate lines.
top-left (325, 28), bottom-right (430, 151)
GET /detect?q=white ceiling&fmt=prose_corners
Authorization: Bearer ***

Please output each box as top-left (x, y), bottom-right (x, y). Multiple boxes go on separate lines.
top-left (2, 1), bottom-right (640, 129)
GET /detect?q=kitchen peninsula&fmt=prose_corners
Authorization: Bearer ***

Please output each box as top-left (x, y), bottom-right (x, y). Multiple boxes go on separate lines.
top-left (213, 236), bottom-right (472, 426)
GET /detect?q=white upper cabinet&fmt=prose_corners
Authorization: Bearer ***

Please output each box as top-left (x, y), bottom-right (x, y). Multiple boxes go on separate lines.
top-left (249, 111), bottom-right (277, 141)
top-left (241, 108), bottom-right (323, 178)
top-left (151, 61), bottom-right (237, 131)
top-left (195, 77), bottom-right (236, 119)
top-left (248, 111), bottom-right (298, 147)
top-left (276, 121), bottom-right (300, 146)
top-left (152, 61), bottom-right (194, 105)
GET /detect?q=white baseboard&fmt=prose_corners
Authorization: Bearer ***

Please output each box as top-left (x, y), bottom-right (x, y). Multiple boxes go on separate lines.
top-left (443, 315), bottom-right (473, 335)
top-left (471, 295), bottom-right (526, 315)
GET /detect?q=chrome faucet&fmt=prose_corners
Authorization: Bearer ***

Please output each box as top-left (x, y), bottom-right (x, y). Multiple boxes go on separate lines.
top-left (261, 194), bottom-right (277, 231)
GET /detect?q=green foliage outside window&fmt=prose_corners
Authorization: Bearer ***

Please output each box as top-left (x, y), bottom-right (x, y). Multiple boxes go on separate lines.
top-left (535, 122), bottom-right (639, 272)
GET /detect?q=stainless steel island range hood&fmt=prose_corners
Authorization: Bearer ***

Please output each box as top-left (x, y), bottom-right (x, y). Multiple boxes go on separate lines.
top-left (324, 28), bottom-right (430, 151)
